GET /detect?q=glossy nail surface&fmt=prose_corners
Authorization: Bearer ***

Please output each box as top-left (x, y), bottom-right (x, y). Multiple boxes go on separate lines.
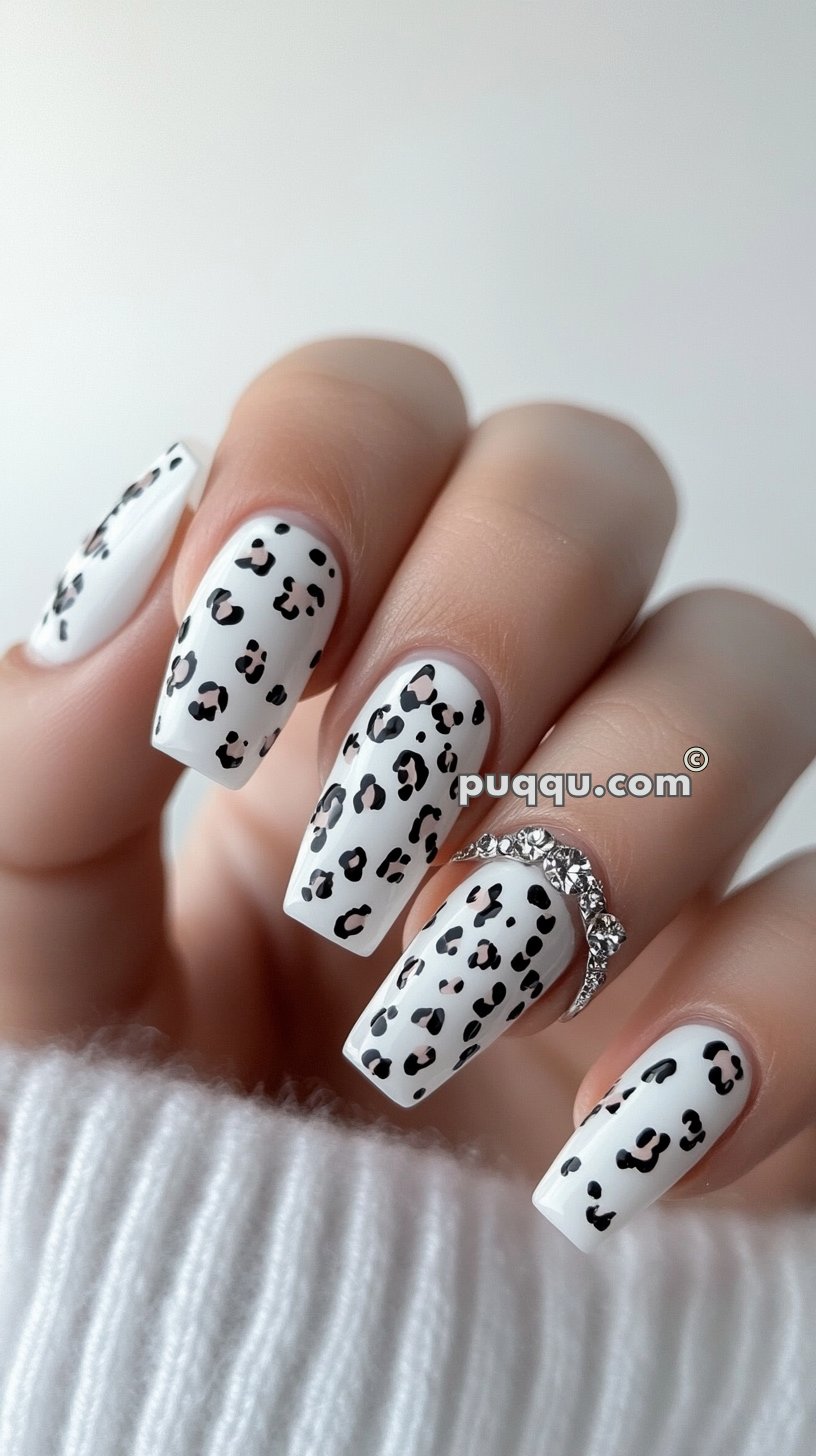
top-left (152, 514), bottom-right (342, 788)
top-left (284, 657), bottom-right (491, 954)
top-left (343, 859), bottom-right (577, 1103)
top-left (532, 1022), bottom-right (752, 1252)
top-left (29, 442), bottom-right (201, 664)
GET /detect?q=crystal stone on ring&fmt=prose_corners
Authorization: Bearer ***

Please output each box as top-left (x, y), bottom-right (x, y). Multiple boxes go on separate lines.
top-left (545, 845), bottom-right (593, 895)
top-left (585, 912), bottom-right (626, 959)
top-left (517, 827), bottom-right (554, 861)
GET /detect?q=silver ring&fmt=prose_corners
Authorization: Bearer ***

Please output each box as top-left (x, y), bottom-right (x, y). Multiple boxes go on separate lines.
top-left (451, 826), bottom-right (626, 1020)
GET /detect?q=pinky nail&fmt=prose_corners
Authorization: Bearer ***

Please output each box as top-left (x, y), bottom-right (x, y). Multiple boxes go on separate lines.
top-left (532, 1022), bottom-right (752, 1252)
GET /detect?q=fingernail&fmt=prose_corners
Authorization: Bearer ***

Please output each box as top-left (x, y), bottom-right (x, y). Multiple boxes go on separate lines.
top-left (532, 1022), bottom-right (752, 1252)
top-left (29, 443), bottom-right (201, 664)
top-left (152, 514), bottom-right (342, 788)
top-left (343, 858), bottom-right (577, 1102)
top-left (283, 656), bottom-right (491, 954)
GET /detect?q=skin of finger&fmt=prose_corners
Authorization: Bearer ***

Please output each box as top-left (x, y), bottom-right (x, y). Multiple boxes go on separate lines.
top-left (572, 850), bottom-right (816, 1200)
top-left (406, 588), bottom-right (816, 1023)
top-left (317, 403), bottom-right (676, 782)
top-left (171, 338), bottom-right (468, 690)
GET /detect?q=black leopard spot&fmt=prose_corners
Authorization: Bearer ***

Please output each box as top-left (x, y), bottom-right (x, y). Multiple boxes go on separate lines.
top-left (421, 901), bottom-right (447, 931)
top-left (435, 927), bottom-right (462, 956)
top-left (265, 683), bottom-right (287, 706)
top-left (370, 1005), bottom-right (398, 1037)
top-left (235, 639), bottom-right (267, 684)
top-left (207, 588), bottom-right (244, 626)
top-left (679, 1108), bottom-right (706, 1152)
top-left (366, 705), bottom-right (404, 743)
top-left (463, 1019), bottom-right (481, 1041)
top-left (404, 1046), bottom-right (436, 1076)
top-left (536, 913), bottom-right (556, 935)
top-left (467, 939), bottom-right (501, 971)
top-left (274, 523), bottom-right (290, 534)
top-left (412, 1088), bottom-right (426, 1101)
top-left (399, 664), bottom-right (437, 712)
top-left (396, 955), bottom-right (424, 989)
top-left (425, 834), bottom-right (439, 863)
top-left (580, 1084), bottom-right (636, 1125)
top-left (166, 650), bottom-right (198, 695)
top-left (121, 466), bottom-right (160, 503)
top-left (259, 729), bottom-right (280, 757)
top-left (453, 1044), bottom-right (480, 1070)
top-left (339, 846), bottom-right (367, 881)
top-left (53, 573), bottom-right (84, 615)
top-left (561, 1156), bottom-right (582, 1176)
top-left (616, 1127), bottom-right (671, 1173)
top-left (527, 883), bottom-right (552, 911)
top-left (641, 1058), bottom-right (677, 1085)
top-left (309, 649), bottom-right (322, 669)
top-left (177, 615), bottom-right (191, 643)
top-left (362, 1048), bottom-right (391, 1080)
top-left (439, 977), bottom-right (464, 995)
top-left (376, 846), bottom-right (411, 883)
top-left (353, 774), bottom-right (387, 813)
top-left (216, 731), bottom-right (248, 769)
top-left (309, 547), bottom-right (327, 565)
top-left (703, 1039), bottom-right (745, 1096)
top-left (506, 1001), bottom-right (526, 1021)
top-left (466, 882), bottom-right (503, 927)
top-left (520, 969), bottom-right (544, 997)
top-left (273, 576), bottom-right (325, 619)
top-left (392, 749), bottom-right (429, 801)
top-left (410, 1007), bottom-right (445, 1035)
top-left (334, 905), bottom-right (372, 939)
top-left (301, 868), bottom-right (334, 902)
top-left (409, 804), bottom-right (443, 860)
top-left (585, 1189), bottom-right (617, 1233)
top-left (235, 538), bottom-right (275, 575)
top-left (436, 745), bottom-right (458, 774)
top-left (187, 680), bottom-right (229, 721)
top-left (310, 783), bottom-right (346, 851)
top-left (431, 701), bottom-right (464, 734)
top-left (472, 698), bottom-right (485, 725)
top-left (472, 982), bottom-right (506, 1017)
top-left (342, 732), bottom-right (360, 762)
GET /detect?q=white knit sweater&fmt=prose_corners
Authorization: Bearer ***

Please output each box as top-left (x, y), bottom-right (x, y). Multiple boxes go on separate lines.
top-left (0, 1043), bottom-right (811, 1455)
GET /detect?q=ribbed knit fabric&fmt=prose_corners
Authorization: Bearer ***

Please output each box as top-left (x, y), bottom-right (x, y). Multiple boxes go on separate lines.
top-left (0, 1044), bottom-right (811, 1455)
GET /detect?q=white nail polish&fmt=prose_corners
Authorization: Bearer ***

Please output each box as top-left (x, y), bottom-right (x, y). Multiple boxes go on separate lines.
top-left (152, 514), bottom-right (342, 788)
top-left (28, 443), bottom-right (201, 664)
top-left (532, 1022), bottom-right (752, 1252)
top-left (343, 859), bottom-right (577, 1103)
top-left (284, 657), bottom-right (491, 955)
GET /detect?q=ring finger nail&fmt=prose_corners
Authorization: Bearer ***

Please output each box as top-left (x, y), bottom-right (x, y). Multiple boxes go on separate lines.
top-left (343, 859), bottom-right (577, 1102)
top-left (152, 514), bottom-right (342, 787)
top-left (532, 1022), bottom-right (752, 1252)
top-left (283, 657), bottom-right (491, 953)
top-left (28, 442), bottom-right (201, 664)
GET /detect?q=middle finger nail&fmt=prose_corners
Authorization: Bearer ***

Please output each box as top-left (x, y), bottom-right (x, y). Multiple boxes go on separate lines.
top-left (283, 656), bottom-right (491, 954)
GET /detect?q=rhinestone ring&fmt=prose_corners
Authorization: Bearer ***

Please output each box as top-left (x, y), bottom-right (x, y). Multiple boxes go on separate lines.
top-left (451, 826), bottom-right (626, 1020)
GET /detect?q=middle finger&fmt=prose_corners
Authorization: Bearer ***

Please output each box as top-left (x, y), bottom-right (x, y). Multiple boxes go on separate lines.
top-left (284, 403), bottom-right (675, 953)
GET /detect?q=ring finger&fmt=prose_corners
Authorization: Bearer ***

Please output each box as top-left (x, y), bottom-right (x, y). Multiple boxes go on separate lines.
top-left (344, 587), bottom-right (816, 1103)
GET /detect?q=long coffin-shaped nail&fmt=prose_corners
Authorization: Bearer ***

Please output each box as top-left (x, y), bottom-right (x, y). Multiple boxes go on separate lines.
top-left (29, 442), bottom-right (201, 664)
top-left (152, 514), bottom-right (342, 788)
top-left (283, 656), bottom-right (491, 955)
top-left (343, 859), bottom-right (577, 1102)
top-left (532, 1022), bottom-right (752, 1252)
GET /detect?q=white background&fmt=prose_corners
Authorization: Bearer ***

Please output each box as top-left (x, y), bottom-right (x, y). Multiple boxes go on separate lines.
top-left (1, 1), bottom-right (813, 872)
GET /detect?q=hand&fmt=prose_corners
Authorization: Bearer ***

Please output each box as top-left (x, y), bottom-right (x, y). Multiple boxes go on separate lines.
top-left (4, 338), bottom-right (816, 1248)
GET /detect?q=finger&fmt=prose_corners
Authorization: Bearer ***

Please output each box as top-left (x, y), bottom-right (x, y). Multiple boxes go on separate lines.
top-left (344, 588), bottom-right (816, 1105)
top-left (153, 339), bottom-right (467, 788)
top-left (284, 404), bottom-right (675, 954)
top-left (532, 850), bottom-right (816, 1250)
top-left (0, 340), bottom-right (465, 1029)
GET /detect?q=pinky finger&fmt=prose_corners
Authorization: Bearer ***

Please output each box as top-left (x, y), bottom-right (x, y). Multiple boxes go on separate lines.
top-left (532, 850), bottom-right (816, 1251)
